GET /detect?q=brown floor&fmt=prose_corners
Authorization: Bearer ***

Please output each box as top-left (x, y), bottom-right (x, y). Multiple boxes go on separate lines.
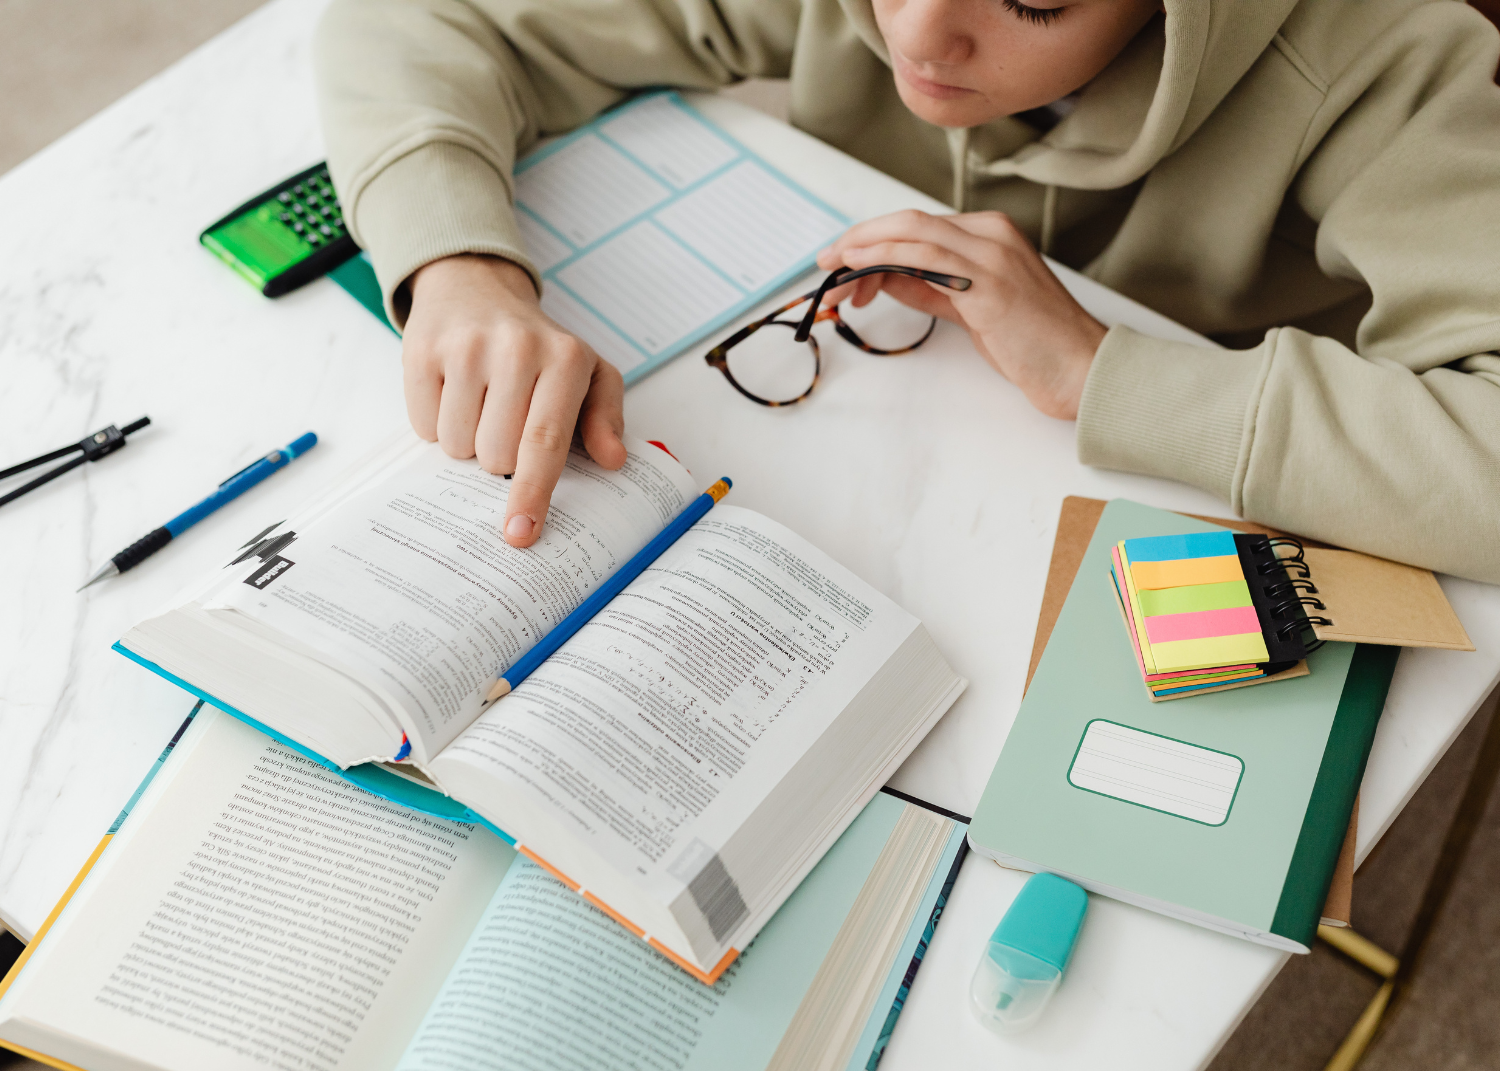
top-left (3, 3), bottom-right (1499, 1068)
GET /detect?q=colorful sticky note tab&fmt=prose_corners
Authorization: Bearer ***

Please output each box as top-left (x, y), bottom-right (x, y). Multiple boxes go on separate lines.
top-left (1122, 531), bottom-right (1238, 562)
top-left (1130, 555), bottom-right (1244, 591)
top-left (1153, 671), bottom-right (1266, 696)
top-left (1149, 632), bottom-right (1270, 673)
top-left (1137, 580), bottom-right (1253, 617)
top-left (1144, 605), bottom-right (1263, 645)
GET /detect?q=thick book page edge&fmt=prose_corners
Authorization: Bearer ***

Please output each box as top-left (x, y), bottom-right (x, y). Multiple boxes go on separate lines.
top-left (719, 672), bottom-right (970, 977)
top-left (843, 819), bottom-right (969, 1071)
top-left (766, 805), bottom-right (956, 1071)
top-left (1028, 496), bottom-right (1354, 926)
top-left (111, 642), bottom-right (512, 836)
top-left (1269, 645), bottom-right (1398, 947)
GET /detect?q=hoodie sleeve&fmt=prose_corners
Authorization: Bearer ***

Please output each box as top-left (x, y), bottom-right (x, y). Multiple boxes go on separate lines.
top-left (1078, 7), bottom-right (1500, 585)
top-left (313, 0), bottom-right (798, 326)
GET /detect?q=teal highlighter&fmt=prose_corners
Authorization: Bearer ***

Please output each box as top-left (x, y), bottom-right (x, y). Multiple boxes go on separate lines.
top-left (970, 872), bottom-right (1089, 1035)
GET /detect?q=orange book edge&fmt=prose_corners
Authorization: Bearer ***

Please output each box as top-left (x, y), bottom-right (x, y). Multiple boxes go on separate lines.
top-left (517, 846), bottom-right (739, 984)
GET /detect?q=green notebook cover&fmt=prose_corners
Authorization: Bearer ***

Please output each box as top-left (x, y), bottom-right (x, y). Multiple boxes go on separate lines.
top-left (968, 499), bottom-right (1397, 952)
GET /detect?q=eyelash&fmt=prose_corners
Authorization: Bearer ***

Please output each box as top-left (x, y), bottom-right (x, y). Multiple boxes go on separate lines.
top-left (1001, 0), bottom-right (1065, 25)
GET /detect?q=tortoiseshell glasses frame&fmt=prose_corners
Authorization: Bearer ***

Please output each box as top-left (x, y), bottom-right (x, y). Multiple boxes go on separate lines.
top-left (703, 265), bottom-right (973, 407)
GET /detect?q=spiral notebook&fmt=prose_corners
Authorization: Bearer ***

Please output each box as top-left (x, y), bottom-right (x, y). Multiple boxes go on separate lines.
top-left (1109, 524), bottom-right (1472, 701)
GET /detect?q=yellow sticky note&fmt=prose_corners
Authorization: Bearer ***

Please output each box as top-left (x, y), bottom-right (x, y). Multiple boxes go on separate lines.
top-left (1149, 632), bottom-right (1270, 673)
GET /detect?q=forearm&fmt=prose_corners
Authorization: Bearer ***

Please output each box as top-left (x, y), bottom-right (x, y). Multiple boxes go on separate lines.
top-left (1078, 326), bottom-right (1500, 584)
top-left (313, 0), bottom-right (798, 326)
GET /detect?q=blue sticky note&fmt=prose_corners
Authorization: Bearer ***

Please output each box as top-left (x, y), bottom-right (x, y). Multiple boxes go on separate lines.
top-left (1122, 531), bottom-right (1237, 563)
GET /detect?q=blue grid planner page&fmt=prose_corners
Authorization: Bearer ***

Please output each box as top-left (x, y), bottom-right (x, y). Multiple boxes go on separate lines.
top-left (514, 92), bottom-right (850, 384)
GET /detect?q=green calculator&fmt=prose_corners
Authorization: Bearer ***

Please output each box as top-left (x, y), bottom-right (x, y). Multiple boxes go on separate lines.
top-left (200, 162), bottom-right (359, 297)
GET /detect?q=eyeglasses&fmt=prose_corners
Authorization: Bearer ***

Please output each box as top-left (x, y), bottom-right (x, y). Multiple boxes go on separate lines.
top-left (704, 265), bottom-right (972, 406)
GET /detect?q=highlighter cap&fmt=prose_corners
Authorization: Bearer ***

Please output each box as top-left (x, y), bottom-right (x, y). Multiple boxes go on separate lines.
top-left (970, 873), bottom-right (1088, 1035)
top-left (991, 871), bottom-right (1088, 971)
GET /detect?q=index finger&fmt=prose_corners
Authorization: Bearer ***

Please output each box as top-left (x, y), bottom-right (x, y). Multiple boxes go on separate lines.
top-left (501, 360), bottom-right (592, 548)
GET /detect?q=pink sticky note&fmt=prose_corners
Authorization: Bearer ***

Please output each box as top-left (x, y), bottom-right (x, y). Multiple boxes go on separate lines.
top-left (1144, 605), bottom-right (1263, 645)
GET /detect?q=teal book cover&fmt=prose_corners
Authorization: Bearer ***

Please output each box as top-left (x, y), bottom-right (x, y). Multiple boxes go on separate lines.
top-left (969, 499), bottom-right (1396, 951)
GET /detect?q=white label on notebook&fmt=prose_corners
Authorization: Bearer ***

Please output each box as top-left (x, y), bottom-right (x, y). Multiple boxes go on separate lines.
top-left (1068, 720), bottom-right (1243, 826)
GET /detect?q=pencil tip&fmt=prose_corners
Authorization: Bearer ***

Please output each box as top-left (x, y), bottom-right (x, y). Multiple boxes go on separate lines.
top-left (78, 562), bottom-right (117, 592)
top-left (486, 679), bottom-right (511, 702)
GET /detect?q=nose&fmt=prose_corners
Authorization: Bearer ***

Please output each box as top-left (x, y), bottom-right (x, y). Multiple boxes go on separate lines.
top-left (886, 0), bottom-right (972, 66)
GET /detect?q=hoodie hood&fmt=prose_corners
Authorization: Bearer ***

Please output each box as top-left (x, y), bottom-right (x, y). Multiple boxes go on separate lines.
top-left (839, 0), bottom-right (1301, 191)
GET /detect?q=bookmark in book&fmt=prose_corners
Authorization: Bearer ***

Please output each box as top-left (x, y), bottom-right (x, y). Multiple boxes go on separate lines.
top-left (486, 477), bottom-right (733, 702)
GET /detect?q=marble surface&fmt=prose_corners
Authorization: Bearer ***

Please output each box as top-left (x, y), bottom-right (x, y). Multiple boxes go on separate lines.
top-left (1, 1), bottom-right (1496, 1067)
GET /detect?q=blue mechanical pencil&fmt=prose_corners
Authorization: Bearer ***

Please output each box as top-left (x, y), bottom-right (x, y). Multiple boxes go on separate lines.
top-left (79, 432), bottom-right (318, 590)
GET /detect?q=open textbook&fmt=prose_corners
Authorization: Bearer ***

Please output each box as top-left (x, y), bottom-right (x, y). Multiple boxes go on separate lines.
top-left (0, 706), bottom-right (970, 1071)
top-left (116, 434), bottom-right (966, 982)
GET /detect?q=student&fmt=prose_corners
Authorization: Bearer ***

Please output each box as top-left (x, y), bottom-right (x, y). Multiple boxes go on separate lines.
top-left (314, 0), bottom-right (1500, 583)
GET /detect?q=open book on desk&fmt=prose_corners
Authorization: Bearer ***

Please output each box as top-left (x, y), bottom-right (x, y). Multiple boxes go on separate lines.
top-left (115, 433), bottom-right (966, 982)
top-left (0, 706), bottom-right (971, 1071)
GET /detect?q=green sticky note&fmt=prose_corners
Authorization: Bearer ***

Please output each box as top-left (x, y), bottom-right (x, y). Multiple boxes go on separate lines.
top-left (1138, 580), bottom-right (1253, 617)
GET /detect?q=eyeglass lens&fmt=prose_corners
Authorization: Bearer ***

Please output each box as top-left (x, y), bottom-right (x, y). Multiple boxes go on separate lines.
top-left (725, 321), bottom-right (820, 406)
top-left (832, 291), bottom-right (936, 354)
top-left (726, 291), bottom-right (937, 404)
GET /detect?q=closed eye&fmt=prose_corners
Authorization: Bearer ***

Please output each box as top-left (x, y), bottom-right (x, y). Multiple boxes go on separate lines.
top-left (1002, 0), bottom-right (1066, 25)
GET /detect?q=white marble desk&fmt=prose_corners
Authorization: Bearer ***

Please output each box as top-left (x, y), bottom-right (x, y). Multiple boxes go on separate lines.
top-left (1, 2), bottom-right (1496, 1067)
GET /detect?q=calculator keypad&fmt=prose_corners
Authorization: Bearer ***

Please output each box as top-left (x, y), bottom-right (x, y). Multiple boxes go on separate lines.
top-left (273, 166), bottom-right (346, 248)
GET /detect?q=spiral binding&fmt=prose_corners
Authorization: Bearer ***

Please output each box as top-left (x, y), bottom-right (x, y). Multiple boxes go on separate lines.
top-left (1266, 578), bottom-right (1319, 599)
top-left (1263, 538), bottom-right (1331, 653)
top-left (1259, 536), bottom-right (1311, 578)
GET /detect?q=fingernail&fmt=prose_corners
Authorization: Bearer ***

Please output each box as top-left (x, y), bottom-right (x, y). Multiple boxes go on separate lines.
top-left (505, 514), bottom-right (534, 540)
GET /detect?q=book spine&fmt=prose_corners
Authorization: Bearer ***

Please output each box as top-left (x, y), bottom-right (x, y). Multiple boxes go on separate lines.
top-left (1269, 644), bottom-right (1400, 947)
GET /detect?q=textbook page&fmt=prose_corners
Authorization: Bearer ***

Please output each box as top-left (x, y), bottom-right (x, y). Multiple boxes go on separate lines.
top-left (208, 439), bottom-right (699, 763)
top-left (429, 506), bottom-right (919, 951)
top-left (515, 92), bottom-right (847, 382)
top-left (0, 709), bottom-right (511, 1071)
top-left (392, 793), bottom-right (914, 1071)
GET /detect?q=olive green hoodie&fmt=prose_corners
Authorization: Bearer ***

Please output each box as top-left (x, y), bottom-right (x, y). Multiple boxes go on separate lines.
top-left (314, 0), bottom-right (1500, 583)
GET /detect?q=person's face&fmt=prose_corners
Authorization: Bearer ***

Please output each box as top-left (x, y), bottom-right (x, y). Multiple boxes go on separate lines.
top-left (872, 0), bottom-right (1162, 128)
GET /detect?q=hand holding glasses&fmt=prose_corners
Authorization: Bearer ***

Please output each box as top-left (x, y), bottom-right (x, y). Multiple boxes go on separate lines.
top-left (704, 265), bottom-right (972, 406)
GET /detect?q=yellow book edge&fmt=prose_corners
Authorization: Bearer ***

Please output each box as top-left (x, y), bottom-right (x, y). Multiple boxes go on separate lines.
top-left (0, 835), bottom-right (112, 1071)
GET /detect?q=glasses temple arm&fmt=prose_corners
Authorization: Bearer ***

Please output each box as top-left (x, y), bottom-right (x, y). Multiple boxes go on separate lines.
top-left (792, 265), bottom-right (972, 341)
